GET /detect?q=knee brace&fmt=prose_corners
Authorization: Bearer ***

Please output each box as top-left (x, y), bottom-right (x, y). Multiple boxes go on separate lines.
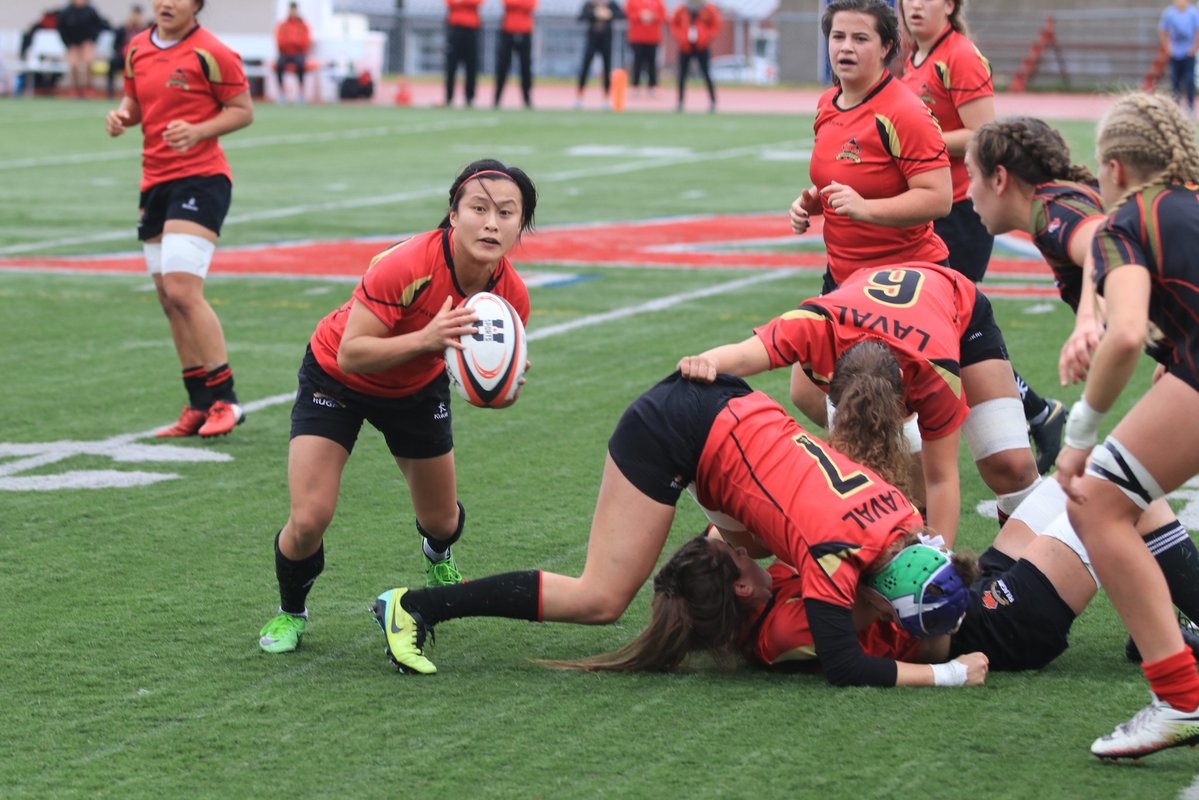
top-left (1010, 476), bottom-right (1066, 533)
top-left (996, 478), bottom-right (1041, 520)
top-left (1087, 436), bottom-right (1165, 510)
top-left (161, 232), bottom-right (216, 278)
top-left (963, 397), bottom-right (1029, 462)
top-left (143, 241), bottom-right (163, 275)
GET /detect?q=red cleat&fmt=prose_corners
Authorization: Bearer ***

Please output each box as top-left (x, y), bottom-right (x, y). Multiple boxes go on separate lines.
top-left (198, 400), bottom-right (246, 437)
top-left (157, 406), bottom-right (207, 437)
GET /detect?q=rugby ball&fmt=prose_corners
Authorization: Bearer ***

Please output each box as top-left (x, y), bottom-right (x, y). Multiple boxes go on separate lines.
top-left (444, 292), bottom-right (528, 408)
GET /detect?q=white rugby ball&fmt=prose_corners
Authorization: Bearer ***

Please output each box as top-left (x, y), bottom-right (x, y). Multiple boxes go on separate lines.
top-left (444, 291), bottom-right (528, 408)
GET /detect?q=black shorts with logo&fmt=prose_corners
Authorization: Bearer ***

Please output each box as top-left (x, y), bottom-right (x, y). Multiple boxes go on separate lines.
top-left (949, 547), bottom-right (1076, 671)
top-left (959, 290), bottom-right (1010, 367)
top-left (607, 373), bottom-right (753, 505)
top-left (138, 174), bottom-right (233, 241)
top-left (290, 346), bottom-right (454, 459)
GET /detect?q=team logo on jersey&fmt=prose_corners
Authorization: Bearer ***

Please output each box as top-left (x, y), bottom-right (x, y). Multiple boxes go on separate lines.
top-left (166, 68), bottom-right (190, 90)
top-left (917, 82), bottom-right (935, 106)
top-left (980, 578), bottom-right (1014, 610)
top-left (835, 138), bottom-right (862, 164)
top-left (1047, 217), bottom-right (1062, 234)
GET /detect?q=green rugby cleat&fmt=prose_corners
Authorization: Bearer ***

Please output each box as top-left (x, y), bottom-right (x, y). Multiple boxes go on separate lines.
top-left (258, 610), bottom-right (307, 653)
top-left (425, 548), bottom-right (463, 587)
top-left (370, 589), bottom-right (437, 675)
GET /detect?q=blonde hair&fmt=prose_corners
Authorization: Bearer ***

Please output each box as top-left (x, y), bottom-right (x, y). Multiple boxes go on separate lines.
top-left (1097, 92), bottom-right (1199, 209)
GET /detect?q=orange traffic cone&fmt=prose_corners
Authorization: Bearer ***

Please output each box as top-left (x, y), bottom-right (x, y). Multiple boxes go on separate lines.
top-left (394, 79), bottom-right (412, 106)
top-left (611, 68), bottom-right (627, 112)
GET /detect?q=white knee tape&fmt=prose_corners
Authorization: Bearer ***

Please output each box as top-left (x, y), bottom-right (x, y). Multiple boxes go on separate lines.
top-left (903, 414), bottom-right (922, 454)
top-left (996, 477), bottom-right (1041, 518)
top-left (1010, 476), bottom-right (1066, 532)
top-left (963, 397), bottom-right (1028, 462)
top-left (1086, 436), bottom-right (1165, 510)
top-left (1041, 511), bottom-right (1099, 587)
top-left (161, 233), bottom-right (215, 278)
top-left (143, 242), bottom-right (163, 275)
top-left (686, 483), bottom-right (746, 532)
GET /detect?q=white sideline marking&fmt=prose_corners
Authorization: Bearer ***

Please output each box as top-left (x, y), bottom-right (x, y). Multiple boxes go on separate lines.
top-left (0, 138), bottom-right (809, 256)
top-left (1181, 774), bottom-right (1199, 800)
top-left (0, 271), bottom-right (798, 491)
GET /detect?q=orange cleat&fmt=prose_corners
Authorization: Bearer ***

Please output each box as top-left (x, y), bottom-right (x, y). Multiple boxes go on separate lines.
top-left (198, 400), bottom-right (246, 437)
top-left (157, 406), bottom-right (207, 437)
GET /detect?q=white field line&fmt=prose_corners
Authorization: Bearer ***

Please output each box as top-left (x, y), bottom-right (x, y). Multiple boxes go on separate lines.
top-left (0, 138), bottom-right (809, 256)
top-left (0, 269), bottom-right (797, 480)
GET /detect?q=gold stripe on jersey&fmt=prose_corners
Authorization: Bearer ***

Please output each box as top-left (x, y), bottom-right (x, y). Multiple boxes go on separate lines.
top-left (1137, 185), bottom-right (1167, 271)
top-left (124, 46), bottom-right (137, 79)
top-left (875, 114), bottom-right (902, 158)
top-left (935, 60), bottom-right (952, 91)
top-left (812, 542), bottom-right (863, 582)
top-left (367, 238), bottom-right (413, 269)
top-left (194, 47), bottom-right (222, 83)
top-left (779, 308), bottom-right (827, 323)
top-left (929, 359), bottom-right (962, 399)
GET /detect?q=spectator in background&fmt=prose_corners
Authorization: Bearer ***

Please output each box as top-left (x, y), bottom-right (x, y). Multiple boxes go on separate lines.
top-left (494, 0), bottom-right (537, 108)
top-left (107, 4), bottom-right (146, 99)
top-left (576, 0), bottom-right (625, 109)
top-left (275, 2), bottom-right (312, 104)
top-left (626, 0), bottom-right (666, 97)
top-left (670, 0), bottom-right (721, 112)
top-left (57, 0), bottom-right (107, 97)
top-left (1159, 0), bottom-right (1199, 116)
top-left (19, 9), bottom-right (62, 96)
top-left (445, 0), bottom-right (483, 107)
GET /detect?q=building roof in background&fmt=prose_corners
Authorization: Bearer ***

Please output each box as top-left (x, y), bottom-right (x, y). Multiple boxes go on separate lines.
top-left (334, 0), bottom-right (777, 21)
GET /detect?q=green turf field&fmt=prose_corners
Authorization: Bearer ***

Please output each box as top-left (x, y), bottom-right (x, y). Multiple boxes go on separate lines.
top-left (0, 97), bottom-right (1192, 799)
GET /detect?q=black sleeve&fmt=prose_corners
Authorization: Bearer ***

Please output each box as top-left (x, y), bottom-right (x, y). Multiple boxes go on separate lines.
top-left (805, 599), bottom-right (899, 687)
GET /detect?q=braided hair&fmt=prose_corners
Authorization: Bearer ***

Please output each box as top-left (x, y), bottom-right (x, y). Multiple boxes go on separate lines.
top-left (540, 535), bottom-right (747, 672)
top-left (1097, 92), bottom-right (1199, 210)
top-left (969, 117), bottom-right (1095, 186)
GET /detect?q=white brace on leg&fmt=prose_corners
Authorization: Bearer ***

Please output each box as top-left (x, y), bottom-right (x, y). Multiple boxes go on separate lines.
top-left (1009, 476), bottom-right (1066, 533)
top-left (161, 233), bottom-right (216, 278)
top-left (996, 478), bottom-right (1042, 519)
top-left (963, 396), bottom-right (1029, 462)
top-left (1040, 511), bottom-right (1100, 587)
top-left (902, 414), bottom-right (922, 454)
top-left (1086, 436), bottom-right (1166, 510)
top-left (143, 242), bottom-right (163, 275)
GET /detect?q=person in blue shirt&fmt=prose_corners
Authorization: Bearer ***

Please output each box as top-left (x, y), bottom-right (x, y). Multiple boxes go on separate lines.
top-left (1160, 0), bottom-right (1199, 115)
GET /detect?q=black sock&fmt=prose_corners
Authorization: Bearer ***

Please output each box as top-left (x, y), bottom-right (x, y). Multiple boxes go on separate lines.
top-left (1144, 520), bottom-right (1199, 623)
top-left (419, 501), bottom-right (465, 556)
top-left (275, 531), bottom-right (324, 615)
top-left (205, 363), bottom-right (238, 405)
top-left (401, 570), bottom-right (540, 626)
top-left (1014, 370), bottom-right (1049, 423)
top-left (182, 366), bottom-right (210, 410)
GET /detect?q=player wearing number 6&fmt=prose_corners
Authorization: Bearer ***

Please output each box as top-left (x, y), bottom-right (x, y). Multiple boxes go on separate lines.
top-left (257, 159), bottom-right (538, 655)
top-left (678, 262), bottom-right (1041, 545)
top-left (372, 372), bottom-right (988, 686)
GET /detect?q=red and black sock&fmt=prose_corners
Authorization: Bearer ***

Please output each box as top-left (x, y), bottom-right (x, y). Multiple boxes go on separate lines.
top-left (205, 363), bottom-right (239, 405)
top-left (182, 366), bottom-right (210, 410)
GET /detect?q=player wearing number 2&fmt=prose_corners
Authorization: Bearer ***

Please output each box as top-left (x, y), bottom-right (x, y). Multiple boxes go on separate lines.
top-left (257, 159), bottom-right (538, 654)
top-left (678, 262), bottom-right (1041, 545)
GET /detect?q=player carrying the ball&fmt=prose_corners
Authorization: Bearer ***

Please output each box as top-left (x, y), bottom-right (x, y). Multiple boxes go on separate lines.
top-left (257, 159), bottom-right (537, 654)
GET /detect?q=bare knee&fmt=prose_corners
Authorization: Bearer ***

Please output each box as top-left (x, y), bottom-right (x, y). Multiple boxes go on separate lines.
top-left (978, 450), bottom-right (1039, 495)
top-left (286, 504), bottom-right (334, 549)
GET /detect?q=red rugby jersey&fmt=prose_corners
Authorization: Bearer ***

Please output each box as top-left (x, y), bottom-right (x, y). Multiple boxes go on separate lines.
top-left (746, 561), bottom-right (924, 669)
top-left (754, 262), bottom-right (975, 439)
top-left (501, 0), bottom-right (537, 34)
top-left (811, 72), bottom-right (950, 284)
top-left (309, 228), bottom-right (531, 398)
top-left (695, 391), bottom-right (922, 612)
top-left (446, 0), bottom-right (483, 28)
top-left (625, 0), bottom-right (666, 44)
top-left (900, 26), bottom-right (993, 203)
top-left (123, 25), bottom-right (248, 191)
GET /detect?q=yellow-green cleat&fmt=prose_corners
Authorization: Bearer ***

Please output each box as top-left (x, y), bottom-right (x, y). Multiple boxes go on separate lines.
top-left (370, 589), bottom-right (437, 675)
top-left (259, 610), bottom-right (307, 653)
top-left (425, 549), bottom-right (463, 587)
